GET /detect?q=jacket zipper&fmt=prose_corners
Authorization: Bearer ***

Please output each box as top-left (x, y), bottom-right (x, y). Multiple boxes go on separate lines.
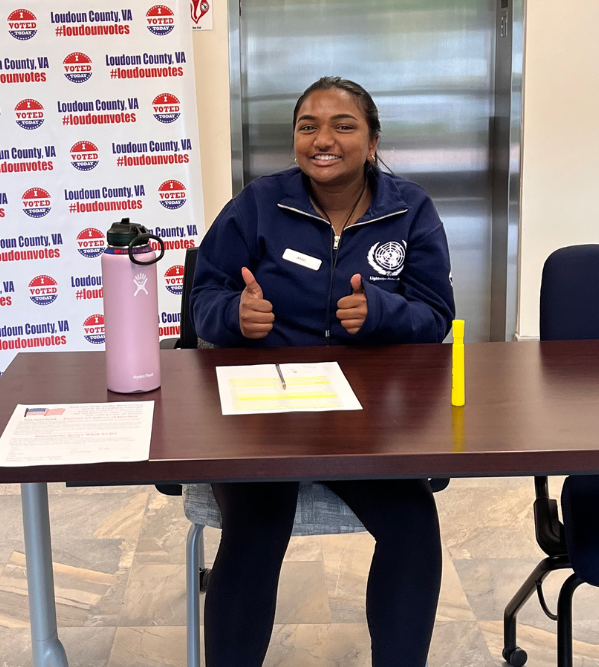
top-left (277, 203), bottom-right (408, 343)
top-left (326, 231), bottom-right (343, 342)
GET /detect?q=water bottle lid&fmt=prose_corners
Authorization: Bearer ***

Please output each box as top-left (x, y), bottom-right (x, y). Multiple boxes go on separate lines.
top-left (106, 218), bottom-right (165, 266)
top-left (107, 218), bottom-right (149, 247)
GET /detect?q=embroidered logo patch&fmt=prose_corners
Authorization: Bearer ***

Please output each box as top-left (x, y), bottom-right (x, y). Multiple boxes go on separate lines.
top-left (367, 241), bottom-right (406, 277)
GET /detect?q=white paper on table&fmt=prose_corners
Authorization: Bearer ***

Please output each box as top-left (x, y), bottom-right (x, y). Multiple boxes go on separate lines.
top-left (0, 402), bottom-right (154, 467)
top-left (216, 362), bottom-right (362, 415)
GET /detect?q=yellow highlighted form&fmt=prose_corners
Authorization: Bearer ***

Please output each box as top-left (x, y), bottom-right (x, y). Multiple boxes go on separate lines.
top-left (216, 362), bottom-right (363, 415)
top-left (236, 393), bottom-right (338, 402)
top-left (229, 376), bottom-right (342, 412)
top-left (231, 377), bottom-right (330, 388)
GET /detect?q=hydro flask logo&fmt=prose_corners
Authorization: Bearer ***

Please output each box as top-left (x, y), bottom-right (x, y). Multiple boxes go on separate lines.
top-left (133, 273), bottom-right (148, 296)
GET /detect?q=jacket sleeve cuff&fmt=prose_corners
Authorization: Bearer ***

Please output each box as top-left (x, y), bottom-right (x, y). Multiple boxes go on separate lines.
top-left (353, 280), bottom-right (383, 340)
top-left (224, 293), bottom-right (243, 339)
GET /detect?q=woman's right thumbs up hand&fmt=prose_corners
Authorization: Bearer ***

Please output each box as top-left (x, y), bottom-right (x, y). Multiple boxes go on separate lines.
top-left (239, 267), bottom-right (275, 339)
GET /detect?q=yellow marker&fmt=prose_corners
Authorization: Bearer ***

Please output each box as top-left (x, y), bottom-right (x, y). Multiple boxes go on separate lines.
top-left (451, 319), bottom-right (465, 407)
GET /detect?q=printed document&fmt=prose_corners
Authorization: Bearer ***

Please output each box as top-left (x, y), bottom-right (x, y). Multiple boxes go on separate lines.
top-left (0, 402), bottom-right (154, 467)
top-left (216, 362), bottom-right (362, 415)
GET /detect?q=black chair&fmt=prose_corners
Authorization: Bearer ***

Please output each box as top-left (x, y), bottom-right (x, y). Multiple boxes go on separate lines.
top-left (156, 247), bottom-right (213, 593)
top-left (156, 246), bottom-right (199, 497)
top-left (502, 245), bottom-right (599, 667)
top-left (160, 246), bottom-right (200, 352)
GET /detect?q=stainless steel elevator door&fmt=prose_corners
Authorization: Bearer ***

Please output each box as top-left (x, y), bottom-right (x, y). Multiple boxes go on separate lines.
top-left (239, 0), bottom-right (497, 341)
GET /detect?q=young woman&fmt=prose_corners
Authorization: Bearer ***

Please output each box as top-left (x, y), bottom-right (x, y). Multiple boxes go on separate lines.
top-left (190, 77), bottom-right (455, 667)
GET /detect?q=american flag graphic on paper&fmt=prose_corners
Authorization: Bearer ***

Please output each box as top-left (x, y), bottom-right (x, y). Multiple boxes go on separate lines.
top-left (24, 408), bottom-right (66, 418)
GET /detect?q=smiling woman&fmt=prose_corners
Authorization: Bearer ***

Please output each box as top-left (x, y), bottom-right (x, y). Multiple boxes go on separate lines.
top-left (189, 76), bottom-right (455, 667)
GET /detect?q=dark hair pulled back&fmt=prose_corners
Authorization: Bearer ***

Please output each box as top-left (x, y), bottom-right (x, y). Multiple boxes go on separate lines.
top-left (293, 76), bottom-right (383, 167)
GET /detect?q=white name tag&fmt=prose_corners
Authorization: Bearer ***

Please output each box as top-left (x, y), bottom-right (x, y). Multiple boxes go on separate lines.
top-left (282, 248), bottom-right (322, 271)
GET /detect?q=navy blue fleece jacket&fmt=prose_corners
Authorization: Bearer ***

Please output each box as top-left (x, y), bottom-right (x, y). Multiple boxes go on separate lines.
top-left (190, 167), bottom-right (455, 348)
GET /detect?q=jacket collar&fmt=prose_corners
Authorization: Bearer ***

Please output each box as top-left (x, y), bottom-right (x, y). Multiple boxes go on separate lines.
top-left (278, 166), bottom-right (409, 224)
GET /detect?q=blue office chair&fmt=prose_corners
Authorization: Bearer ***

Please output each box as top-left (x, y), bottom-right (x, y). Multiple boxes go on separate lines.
top-left (502, 245), bottom-right (599, 667)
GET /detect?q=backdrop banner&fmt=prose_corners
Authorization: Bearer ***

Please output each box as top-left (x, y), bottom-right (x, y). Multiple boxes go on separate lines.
top-left (0, 1), bottom-right (204, 374)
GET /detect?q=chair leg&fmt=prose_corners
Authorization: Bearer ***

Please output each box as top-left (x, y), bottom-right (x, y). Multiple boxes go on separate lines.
top-left (503, 556), bottom-right (570, 665)
top-left (199, 527), bottom-right (205, 570)
top-left (198, 528), bottom-right (212, 592)
top-left (557, 573), bottom-right (584, 667)
top-left (187, 523), bottom-right (204, 667)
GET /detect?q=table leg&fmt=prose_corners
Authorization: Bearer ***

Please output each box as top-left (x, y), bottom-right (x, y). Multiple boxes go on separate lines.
top-left (21, 483), bottom-right (69, 667)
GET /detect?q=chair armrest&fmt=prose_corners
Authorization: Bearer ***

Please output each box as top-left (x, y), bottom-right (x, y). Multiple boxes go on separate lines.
top-left (160, 338), bottom-right (180, 349)
top-left (533, 476), bottom-right (567, 556)
top-left (534, 497), bottom-right (567, 556)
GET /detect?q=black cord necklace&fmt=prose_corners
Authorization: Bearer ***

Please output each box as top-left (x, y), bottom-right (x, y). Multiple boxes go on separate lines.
top-left (309, 176), bottom-right (368, 343)
top-left (310, 177), bottom-right (367, 235)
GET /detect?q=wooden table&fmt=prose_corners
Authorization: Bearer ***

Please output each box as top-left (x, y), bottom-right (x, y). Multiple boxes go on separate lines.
top-left (3, 342), bottom-right (599, 484)
top-left (2, 341), bottom-right (599, 666)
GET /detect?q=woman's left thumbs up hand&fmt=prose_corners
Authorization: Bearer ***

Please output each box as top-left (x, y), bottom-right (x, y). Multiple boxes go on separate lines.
top-left (336, 274), bottom-right (367, 335)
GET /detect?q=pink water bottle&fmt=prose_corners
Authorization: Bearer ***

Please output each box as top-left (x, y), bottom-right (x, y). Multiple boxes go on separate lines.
top-left (101, 219), bottom-right (165, 393)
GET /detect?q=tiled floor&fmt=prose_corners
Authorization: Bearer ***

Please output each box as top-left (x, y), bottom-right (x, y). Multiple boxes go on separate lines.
top-left (0, 477), bottom-right (598, 666)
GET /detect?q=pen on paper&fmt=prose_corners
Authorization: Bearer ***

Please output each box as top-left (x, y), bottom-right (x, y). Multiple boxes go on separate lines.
top-left (275, 363), bottom-right (287, 390)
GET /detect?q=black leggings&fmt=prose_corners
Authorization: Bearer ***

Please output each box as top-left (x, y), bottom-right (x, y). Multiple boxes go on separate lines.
top-left (204, 479), bottom-right (442, 667)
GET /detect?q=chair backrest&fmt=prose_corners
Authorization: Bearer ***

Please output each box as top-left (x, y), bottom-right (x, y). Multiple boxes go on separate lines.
top-left (540, 245), bottom-right (599, 341)
top-left (539, 246), bottom-right (599, 575)
top-left (179, 247), bottom-right (199, 349)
